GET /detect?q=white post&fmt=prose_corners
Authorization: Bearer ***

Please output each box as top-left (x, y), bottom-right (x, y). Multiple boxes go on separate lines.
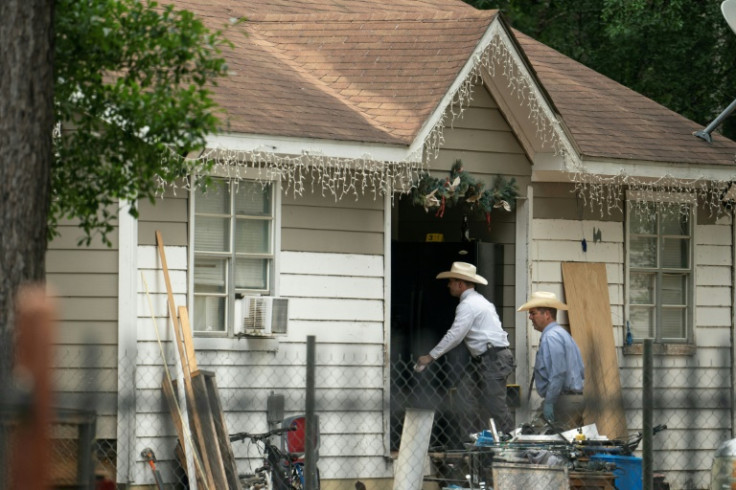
top-left (392, 409), bottom-right (435, 490)
top-left (515, 185), bottom-right (533, 422)
top-left (117, 200), bottom-right (138, 484)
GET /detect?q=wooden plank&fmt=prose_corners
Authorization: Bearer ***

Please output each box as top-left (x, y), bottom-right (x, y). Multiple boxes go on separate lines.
top-left (140, 222), bottom-right (188, 246)
top-left (178, 306), bottom-right (198, 372)
top-left (48, 226), bottom-right (119, 249)
top-left (45, 250), bottom-right (117, 273)
top-left (288, 297), bottom-right (384, 322)
top-left (201, 371), bottom-right (240, 489)
top-left (46, 273), bottom-right (118, 296)
top-left (281, 251), bottom-right (383, 276)
top-left (190, 371), bottom-right (230, 489)
top-left (561, 262), bottom-right (628, 440)
top-left (695, 245), bottom-right (732, 266)
top-left (184, 376), bottom-right (217, 489)
top-left (163, 378), bottom-right (206, 490)
top-left (155, 231), bottom-right (186, 373)
top-left (54, 298), bottom-right (118, 322)
top-left (279, 275), bottom-right (383, 299)
top-left (441, 128), bottom-right (524, 154)
top-left (433, 150), bottom-right (530, 177)
top-left (139, 245), bottom-right (188, 270)
top-left (282, 228), bottom-right (384, 255)
top-left (138, 196), bottom-right (188, 223)
top-left (282, 206), bottom-right (384, 232)
top-left (156, 232), bottom-right (217, 488)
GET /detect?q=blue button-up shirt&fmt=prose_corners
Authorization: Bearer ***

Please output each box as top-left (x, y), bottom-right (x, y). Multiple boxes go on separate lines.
top-left (535, 322), bottom-right (584, 405)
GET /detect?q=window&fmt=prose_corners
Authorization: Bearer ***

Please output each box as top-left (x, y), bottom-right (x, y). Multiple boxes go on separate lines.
top-left (192, 178), bottom-right (276, 334)
top-left (626, 197), bottom-right (693, 343)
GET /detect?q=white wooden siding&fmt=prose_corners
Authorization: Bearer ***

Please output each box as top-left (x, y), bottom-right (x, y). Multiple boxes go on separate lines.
top-left (529, 198), bottom-right (733, 488)
top-left (132, 182), bottom-right (392, 486)
top-left (282, 192), bottom-right (384, 255)
top-left (46, 218), bottom-right (119, 439)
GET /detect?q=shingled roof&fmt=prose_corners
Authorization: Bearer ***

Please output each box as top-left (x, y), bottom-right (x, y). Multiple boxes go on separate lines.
top-left (178, 0), bottom-right (495, 146)
top-left (180, 0), bottom-right (736, 167)
top-left (513, 30), bottom-right (736, 167)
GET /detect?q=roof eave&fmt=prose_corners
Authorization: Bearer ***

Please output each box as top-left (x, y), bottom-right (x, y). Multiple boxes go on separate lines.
top-left (532, 153), bottom-right (736, 183)
top-left (205, 132), bottom-right (418, 163)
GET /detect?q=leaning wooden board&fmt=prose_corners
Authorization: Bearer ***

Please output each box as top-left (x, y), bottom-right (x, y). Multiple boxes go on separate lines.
top-left (561, 262), bottom-right (628, 440)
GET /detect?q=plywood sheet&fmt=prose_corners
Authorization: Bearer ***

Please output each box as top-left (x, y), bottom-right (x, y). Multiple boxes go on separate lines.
top-left (561, 262), bottom-right (628, 440)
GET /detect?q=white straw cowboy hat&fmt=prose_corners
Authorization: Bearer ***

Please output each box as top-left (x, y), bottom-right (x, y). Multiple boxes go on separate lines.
top-left (436, 262), bottom-right (488, 285)
top-left (517, 291), bottom-right (568, 311)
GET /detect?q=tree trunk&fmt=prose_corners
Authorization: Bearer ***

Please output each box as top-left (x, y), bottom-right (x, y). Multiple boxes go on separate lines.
top-left (0, 0), bottom-right (55, 384)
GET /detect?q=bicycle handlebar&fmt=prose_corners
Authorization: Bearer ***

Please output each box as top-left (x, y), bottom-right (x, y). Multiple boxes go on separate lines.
top-left (230, 426), bottom-right (296, 443)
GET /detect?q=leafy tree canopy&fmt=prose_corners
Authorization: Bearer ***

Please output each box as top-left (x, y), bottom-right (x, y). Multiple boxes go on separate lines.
top-left (53, 0), bottom-right (236, 243)
top-left (465, 0), bottom-right (736, 140)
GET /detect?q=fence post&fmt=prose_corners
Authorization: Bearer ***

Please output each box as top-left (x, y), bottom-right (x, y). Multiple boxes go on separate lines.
top-left (306, 336), bottom-right (317, 490)
top-left (643, 338), bottom-right (653, 490)
top-left (10, 285), bottom-right (55, 490)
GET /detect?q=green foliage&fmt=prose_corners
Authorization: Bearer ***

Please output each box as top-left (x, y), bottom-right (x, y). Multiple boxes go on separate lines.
top-left (465, 0), bottom-right (736, 140)
top-left (410, 160), bottom-right (519, 219)
top-left (53, 0), bottom-right (237, 244)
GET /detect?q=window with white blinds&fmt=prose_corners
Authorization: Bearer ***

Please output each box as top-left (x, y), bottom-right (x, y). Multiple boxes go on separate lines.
top-left (626, 199), bottom-right (693, 343)
top-left (192, 178), bottom-right (274, 333)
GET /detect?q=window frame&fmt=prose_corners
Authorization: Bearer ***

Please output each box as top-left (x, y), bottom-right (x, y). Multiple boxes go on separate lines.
top-left (188, 173), bottom-right (282, 338)
top-left (624, 191), bottom-right (695, 345)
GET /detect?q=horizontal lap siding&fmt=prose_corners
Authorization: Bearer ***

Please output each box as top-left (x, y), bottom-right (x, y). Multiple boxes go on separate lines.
top-left (529, 215), bottom-right (624, 343)
top-left (46, 218), bottom-right (119, 438)
top-left (532, 189), bottom-right (733, 488)
top-left (282, 192), bottom-right (384, 255)
top-left (134, 190), bottom-right (191, 486)
top-left (133, 186), bottom-right (390, 485)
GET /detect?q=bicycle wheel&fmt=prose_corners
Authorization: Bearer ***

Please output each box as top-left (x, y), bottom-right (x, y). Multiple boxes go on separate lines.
top-left (239, 472), bottom-right (270, 490)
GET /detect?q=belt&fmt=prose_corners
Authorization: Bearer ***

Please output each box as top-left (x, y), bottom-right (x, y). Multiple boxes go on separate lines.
top-left (472, 344), bottom-right (509, 361)
top-left (563, 390), bottom-right (583, 395)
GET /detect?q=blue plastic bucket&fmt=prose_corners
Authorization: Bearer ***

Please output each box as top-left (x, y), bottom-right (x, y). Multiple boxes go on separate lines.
top-left (590, 454), bottom-right (643, 490)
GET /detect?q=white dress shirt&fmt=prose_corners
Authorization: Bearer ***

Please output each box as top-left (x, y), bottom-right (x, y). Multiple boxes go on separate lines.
top-left (429, 288), bottom-right (509, 358)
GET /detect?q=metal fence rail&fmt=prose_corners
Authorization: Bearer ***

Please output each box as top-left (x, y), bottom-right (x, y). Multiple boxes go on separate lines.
top-left (1, 341), bottom-right (731, 490)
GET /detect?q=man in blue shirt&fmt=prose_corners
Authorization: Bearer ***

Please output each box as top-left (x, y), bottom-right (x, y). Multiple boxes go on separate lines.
top-left (415, 262), bottom-right (515, 435)
top-left (518, 291), bottom-right (585, 430)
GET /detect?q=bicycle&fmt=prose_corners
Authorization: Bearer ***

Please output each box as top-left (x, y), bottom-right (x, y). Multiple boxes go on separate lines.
top-left (230, 426), bottom-right (320, 490)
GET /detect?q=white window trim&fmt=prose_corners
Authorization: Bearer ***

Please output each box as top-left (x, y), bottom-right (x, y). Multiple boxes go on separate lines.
top-left (187, 170), bottom-right (282, 350)
top-left (624, 191), bottom-right (695, 345)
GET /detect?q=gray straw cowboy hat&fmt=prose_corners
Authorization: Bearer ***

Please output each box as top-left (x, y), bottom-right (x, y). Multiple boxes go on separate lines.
top-left (436, 262), bottom-right (488, 285)
top-left (517, 291), bottom-right (568, 311)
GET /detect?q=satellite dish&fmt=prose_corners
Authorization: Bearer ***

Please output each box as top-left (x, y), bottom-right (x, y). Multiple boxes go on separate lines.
top-left (722, 0), bottom-right (736, 36)
top-left (695, 1), bottom-right (736, 142)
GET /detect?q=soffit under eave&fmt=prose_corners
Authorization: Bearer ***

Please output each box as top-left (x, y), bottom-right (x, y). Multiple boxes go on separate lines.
top-left (529, 154), bottom-right (736, 218)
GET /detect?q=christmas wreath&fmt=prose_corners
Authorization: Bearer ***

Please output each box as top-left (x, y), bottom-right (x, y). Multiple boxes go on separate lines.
top-left (410, 160), bottom-right (519, 225)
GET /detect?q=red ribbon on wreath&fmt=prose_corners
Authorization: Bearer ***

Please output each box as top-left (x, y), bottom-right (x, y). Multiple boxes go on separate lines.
top-left (435, 196), bottom-right (446, 218)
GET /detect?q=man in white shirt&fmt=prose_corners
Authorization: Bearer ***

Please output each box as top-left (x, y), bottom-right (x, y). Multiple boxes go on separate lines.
top-left (415, 262), bottom-right (515, 435)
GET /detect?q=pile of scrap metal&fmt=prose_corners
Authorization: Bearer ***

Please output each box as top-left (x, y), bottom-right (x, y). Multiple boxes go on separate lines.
top-left (428, 423), bottom-right (669, 489)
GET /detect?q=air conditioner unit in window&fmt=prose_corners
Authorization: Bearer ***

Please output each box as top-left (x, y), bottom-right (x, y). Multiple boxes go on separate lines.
top-left (235, 296), bottom-right (289, 337)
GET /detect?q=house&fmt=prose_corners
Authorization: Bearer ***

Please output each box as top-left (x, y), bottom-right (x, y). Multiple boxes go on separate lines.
top-left (45, 0), bottom-right (736, 488)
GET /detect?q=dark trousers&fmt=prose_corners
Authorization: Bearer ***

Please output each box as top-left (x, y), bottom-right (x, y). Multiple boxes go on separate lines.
top-left (534, 393), bottom-right (585, 431)
top-left (459, 347), bottom-right (515, 435)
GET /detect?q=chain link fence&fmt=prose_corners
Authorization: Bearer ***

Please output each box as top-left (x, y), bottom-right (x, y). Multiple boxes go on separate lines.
top-left (1, 340), bottom-right (733, 489)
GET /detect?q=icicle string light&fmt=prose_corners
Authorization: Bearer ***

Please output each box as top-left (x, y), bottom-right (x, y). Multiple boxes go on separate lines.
top-left (153, 21), bottom-right (573, 201)
top-left (571, 170), bottom-right (735, 219)
top-left (153, 21), bottom-right (734, 218)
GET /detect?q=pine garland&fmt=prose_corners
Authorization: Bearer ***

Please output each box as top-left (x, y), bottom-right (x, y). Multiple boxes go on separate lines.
top-left (410, 160), bottom-right (519, 222)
